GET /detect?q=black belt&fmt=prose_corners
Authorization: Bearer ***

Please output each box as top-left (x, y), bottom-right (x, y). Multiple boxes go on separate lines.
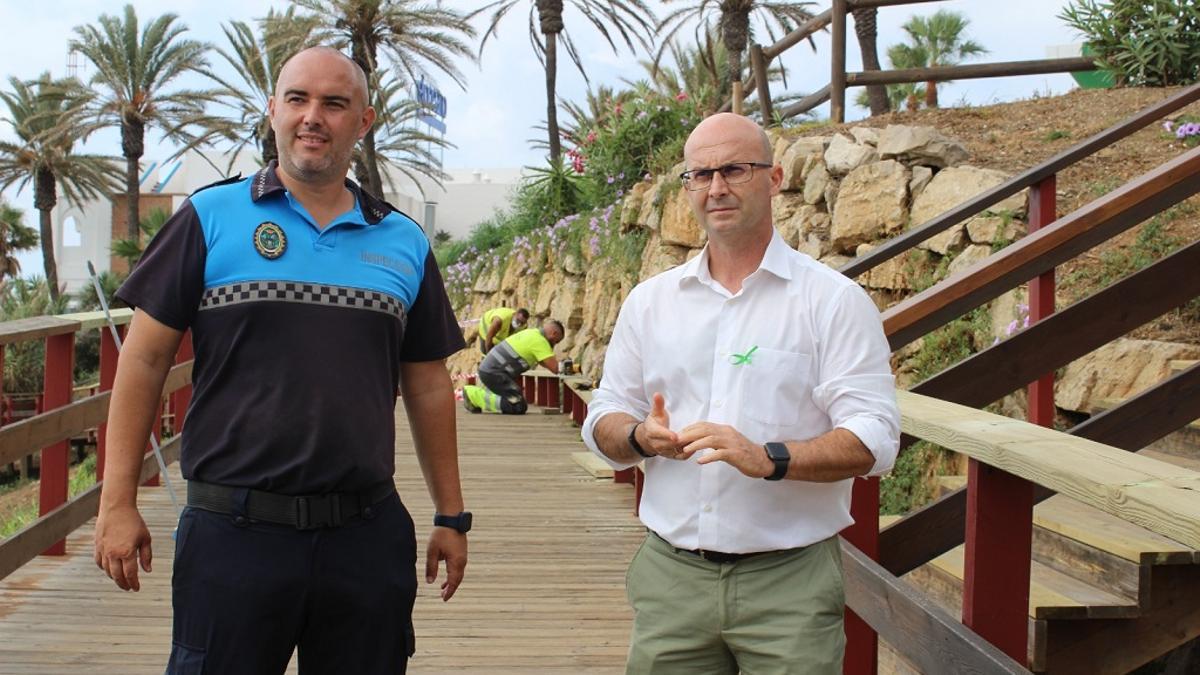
top-left (654, 531), bottom-right (779, 564)
top-left (187, 480), bottom-right (396, 530)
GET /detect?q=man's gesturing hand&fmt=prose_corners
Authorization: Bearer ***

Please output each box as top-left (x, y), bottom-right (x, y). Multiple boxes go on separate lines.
top-left (638, 393), bottom-right (687, 459)
top-left (677, 422), bottom-right (777, 478)
top-left (94, 504), bottom-right (153, 591)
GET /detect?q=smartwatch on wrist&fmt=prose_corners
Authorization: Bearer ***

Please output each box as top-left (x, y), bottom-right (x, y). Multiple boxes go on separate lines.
top-left (434, 511), bottom-right (473, 533)
top-left (628, 422), bottom-right (653, 458)
top-left (763, 442), bottom-right (790, 481)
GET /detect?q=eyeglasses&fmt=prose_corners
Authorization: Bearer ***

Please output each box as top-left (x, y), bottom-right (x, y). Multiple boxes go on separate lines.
top-left (679, 162), bottom-right (773, 191)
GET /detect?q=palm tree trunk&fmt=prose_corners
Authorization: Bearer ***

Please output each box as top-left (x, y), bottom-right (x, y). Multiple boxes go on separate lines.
top-left (349, 41), bottom-right (383, 195)
top-left (121, 115), bottom-right (145, 242)
top-left (262, 127), bottom-right (278, 166)
top-left (544, 31), bottom-right (562, 163)
top-left (34, 168), bottom-right (59, 300)
top-left (362, 126), bottom-right (384, 197)
top-left (852, 8), bottom-right (889, 116)
top-left (925, 80), bottom-right (939, 108)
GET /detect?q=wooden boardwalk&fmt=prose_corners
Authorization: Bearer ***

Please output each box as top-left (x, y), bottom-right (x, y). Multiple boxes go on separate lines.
top-left (0, 407), bottom-right (644, 673)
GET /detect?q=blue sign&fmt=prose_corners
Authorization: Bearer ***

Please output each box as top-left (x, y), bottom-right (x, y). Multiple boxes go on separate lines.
top-left (416, 78), bottom-right (446, 119)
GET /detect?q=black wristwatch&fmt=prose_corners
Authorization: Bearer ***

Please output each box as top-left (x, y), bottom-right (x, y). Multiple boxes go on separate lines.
top-left (628, 422), bottom-right (653, 458)
top-left (763, 442), bottom-right (790, 481)
top-left (434, 511), bottom-right (473, 533)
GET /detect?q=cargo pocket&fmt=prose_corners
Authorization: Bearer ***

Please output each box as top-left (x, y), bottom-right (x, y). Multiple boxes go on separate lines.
top-left (165, 641), bottom-right (205, 675)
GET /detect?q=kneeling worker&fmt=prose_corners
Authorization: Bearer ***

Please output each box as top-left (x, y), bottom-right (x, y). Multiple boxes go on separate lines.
top-left (478, 306), bottom-right (529, 354)
top-left (463, 320), bottom-right (564, 414)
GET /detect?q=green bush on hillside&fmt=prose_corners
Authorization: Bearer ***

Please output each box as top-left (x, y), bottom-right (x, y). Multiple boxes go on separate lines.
top-left (1060, 0), bottom-right (1200, 86)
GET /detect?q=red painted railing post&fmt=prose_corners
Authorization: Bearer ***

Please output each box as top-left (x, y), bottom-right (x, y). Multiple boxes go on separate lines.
top-left (546, 377), bottom-right (559, 409)
top-left (536, 376), bottom-right (549, 407)
top-left (522, 375), bottom-right (535, 403)
top-left (842, 477), bottom-right (880, 675)
top-left (97, 325), bottom-right (123, 481)
top-left (171, 331), bottom-right (193, 434)
top-left (40, 333), bottom-right (74, 556)
top-left (961, 176), bottom-right (1055, 663)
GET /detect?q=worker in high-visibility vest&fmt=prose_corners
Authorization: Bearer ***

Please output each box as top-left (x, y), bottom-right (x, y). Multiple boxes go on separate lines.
top-left (463, 320), bottom-right (563, 414)
top-left (477, 306), bottom-right (530, 354)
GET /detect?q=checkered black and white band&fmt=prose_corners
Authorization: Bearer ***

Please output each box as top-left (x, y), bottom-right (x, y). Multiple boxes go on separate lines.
top-left (199, 281), bottom-right (406, 319)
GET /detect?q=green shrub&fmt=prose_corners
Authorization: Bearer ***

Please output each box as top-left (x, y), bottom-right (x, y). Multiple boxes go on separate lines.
top-left (0, 278), bottom-right (68, 393)
top-left (1059, 0), bottom-right (1200, 86)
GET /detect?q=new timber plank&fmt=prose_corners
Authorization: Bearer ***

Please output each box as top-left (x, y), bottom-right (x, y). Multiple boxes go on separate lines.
top-left (0, 403), bottom-right (644, 674)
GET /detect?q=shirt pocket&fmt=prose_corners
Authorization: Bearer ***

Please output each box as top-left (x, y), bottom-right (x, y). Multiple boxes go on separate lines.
top-left (740, 348), bottom-right (814, 427)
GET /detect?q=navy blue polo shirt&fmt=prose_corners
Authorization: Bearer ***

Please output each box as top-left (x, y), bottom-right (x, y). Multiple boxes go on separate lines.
top-left (117, 162), bottom-right (465, 495)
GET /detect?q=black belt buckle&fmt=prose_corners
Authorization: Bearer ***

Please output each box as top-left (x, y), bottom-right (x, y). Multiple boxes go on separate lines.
top-left (296, 494), bottom-right (342, 530)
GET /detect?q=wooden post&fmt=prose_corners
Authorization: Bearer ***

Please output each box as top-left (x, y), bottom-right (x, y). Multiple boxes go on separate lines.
top-left (842, 477), bottom-right (880, 675)
top-left (1028, 176), bottom-right (1057, 426)
top-left (732, 80), bottom-right (744, 116)
top-left (545, 376), bottom-right (559, 409)
top-left (171, 331), bottom-right (193, 434)
top-left (571, 390), bottom-right (586, 426)
top-left (751, 44), bottom-right (774, 124)
top-left (831, 0), bottom-right (848, 123)
top-left (96, 325), bottom-right (123, 481)
top-left (40, 333), bottom-right (74, 556)
top-left (522, 375), bottom-right (535, 404)
top-left (536, 376), bottom-right (550, 408)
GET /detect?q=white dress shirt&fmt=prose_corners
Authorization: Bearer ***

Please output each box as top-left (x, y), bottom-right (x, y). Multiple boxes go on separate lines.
top-left (582, 231), bottom-right (900, 553)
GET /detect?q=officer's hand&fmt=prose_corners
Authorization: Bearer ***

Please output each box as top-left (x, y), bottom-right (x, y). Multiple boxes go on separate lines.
top-left (639, 393), bottom-right (685, 459)
top-left (677, 422), bottom-right (775, 478)
top-left (426, 528), bottom-right (468, 602)
top-left (94, 503), bottom-right (152, 591)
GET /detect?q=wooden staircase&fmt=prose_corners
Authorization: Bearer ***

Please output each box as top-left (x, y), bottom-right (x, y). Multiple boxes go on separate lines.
top-left (893, 469), bottom-right (1200, 673)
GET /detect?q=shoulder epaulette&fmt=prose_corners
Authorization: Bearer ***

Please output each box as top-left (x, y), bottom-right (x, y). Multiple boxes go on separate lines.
top-left (190, 174), bottom-right (243, 197)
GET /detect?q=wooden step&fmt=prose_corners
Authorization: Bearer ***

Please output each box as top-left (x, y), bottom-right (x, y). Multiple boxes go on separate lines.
top-left (923, 545), bottom-right (1140, 620)
top-left (1169, 359), bottom-right (1198, 376)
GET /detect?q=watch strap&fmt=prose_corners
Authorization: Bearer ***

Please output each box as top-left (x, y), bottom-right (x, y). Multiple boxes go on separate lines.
top-left (434, 511), bottom-right (472, 533)
top-left (763, 442), bottom-right (790, 481)
top-left (628, 422), bottom-right (653, 458)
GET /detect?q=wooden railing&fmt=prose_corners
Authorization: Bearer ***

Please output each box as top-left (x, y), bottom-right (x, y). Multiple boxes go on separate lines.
top-left (0, 309), bottom-right (193, 580)
top-left (722, 0), bottom-right (1102, 122)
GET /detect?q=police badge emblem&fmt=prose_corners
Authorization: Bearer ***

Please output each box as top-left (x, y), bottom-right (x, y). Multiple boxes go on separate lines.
top-left (254, 222), bottom-right (287, 259)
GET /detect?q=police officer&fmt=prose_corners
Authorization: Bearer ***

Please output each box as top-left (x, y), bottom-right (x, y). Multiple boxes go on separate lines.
top-left (463, 320), bottom-right (564, 414)
top-left (478, 306), bottom-right (529, 353)
top-left (93, 47), bottom-right (469, 674)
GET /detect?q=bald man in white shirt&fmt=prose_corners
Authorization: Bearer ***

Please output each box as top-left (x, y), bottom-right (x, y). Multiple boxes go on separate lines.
top-left (583, 113), bottom-right (900, 674)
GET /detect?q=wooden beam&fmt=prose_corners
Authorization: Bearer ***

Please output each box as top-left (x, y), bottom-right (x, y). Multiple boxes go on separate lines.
top-left (751, 44), bottom-right (774, 124)
top-left (57, 309), bottom-right (134, 332)
top-left (763, 9), bottom-right (833, 60)
top-left (0, 435), bottom-right (181, 581)
top-left (898, 391), bottom-right (1200, 549)
top-left (839, 82), bottom-right (1200, 280)
top-left (915, 240), bottom-right (1200, 409)
top-left (848, 0), bottom-right (948, 8)
top-left (882, 146), bottom-right (1200, 349)
top-left (846, 57), bottom-right (1097, 87)
top-left (0, 360), bottom-right (192, 467)
top-left (776, 85), bottom-right (832, 120)
top-left (0, 316), bottom-right (79, 346)
top-left (841, 540), bottom-right (1029, 674)
top-left (830, 0), bottom-right (848, 123)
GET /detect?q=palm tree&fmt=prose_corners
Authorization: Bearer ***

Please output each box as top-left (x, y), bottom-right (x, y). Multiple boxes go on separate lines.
top-left (657, 0), bottom-right (816, 112)
top-left (852, 7), bottom-right (888, 116)
top-left (292, 0), bottom-right (475, 197)
top-left (365, 74), bottom-right (452, 199)
top-left (0, 201), bottom-right (38, 281)
top-left (471, 0), bottom-right (655, 163)
top-left (0, 74), bottom-right (123, 300)
top-left (209, 8), bottom-right (321, 169)
top-left (899, 9), bottom-right (987, 109)
top-left (855, 42), bottom-right (927, 113)
top-left (71, 4), bottom-right (224, 243)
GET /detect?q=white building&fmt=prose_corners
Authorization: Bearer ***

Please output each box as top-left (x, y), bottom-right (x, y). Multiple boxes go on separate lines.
top-left (53, 151), bottom-right (523, 296)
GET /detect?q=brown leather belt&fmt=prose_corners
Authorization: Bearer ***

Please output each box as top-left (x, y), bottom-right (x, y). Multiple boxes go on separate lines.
top-left (653, 531), bottom-right (779, 564)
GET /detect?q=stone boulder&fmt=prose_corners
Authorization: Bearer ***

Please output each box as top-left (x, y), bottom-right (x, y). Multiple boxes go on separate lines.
top-left (659, 186), bottom-right (706, 248)
top-left (856, 243), bottom-right (936, 291)
top-left (824, 133), bottom-right (878, 177)
top-left (473, 264), bottom-right (502, 294)
top-left (909, 165), bottom-right (933, 201)
top-left (639, 232), bottom-right (690, 279)
top-left (851, 127), bottom-right (881, 147)
top-left (779, 139), bottom-right (828, 190)
top-left (803, 161), bottom-right (831, 206)
top-left (946, 244), bottom-right (992, 277)
top-left (621, 181), bottom-right (653, 230)
top-left (1057, 339), bottom-right (1200, 414)
top-left (912, 166), bottom-right (1026, 255)
top-left (830, 160), bottom-right (909, 253)
top-left (878, 125), bottom-right (969, 168)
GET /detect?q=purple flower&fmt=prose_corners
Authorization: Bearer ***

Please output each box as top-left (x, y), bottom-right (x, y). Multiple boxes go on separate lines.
top-left (1006, 319), bottom-right (1018, 336)
top-left (1163, 120), bottom-right (1175, 133)
top-left (607, 175), bottom-right (615, 184)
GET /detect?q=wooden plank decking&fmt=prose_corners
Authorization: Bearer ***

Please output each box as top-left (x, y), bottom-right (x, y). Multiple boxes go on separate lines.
top-left (0, 407), bottom-right (644, 673)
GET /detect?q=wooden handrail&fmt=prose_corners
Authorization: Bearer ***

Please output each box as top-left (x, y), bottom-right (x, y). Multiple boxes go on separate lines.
top-left (58, 308), bottom-right (134, 332)
top-left (846, 57), bottom-right (1097, 87)
top-left (881, 145), bottom-right (1200, 349)
top-left (841, 541), bottom-right (1029, 674)
top-left (840, 82), bottom-right (1200, 279)
top-left (898, 390), bottom-right (1200, 549)
top-left (0, 316), bottom-right (80, 346)
top-left (0, 435), bottom-right (181, 581)
top-left (0, 361), bottom-right (192, 467)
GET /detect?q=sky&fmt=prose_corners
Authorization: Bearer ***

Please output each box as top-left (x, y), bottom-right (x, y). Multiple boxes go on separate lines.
top-left (0, 0), bottom-right (1084, 275)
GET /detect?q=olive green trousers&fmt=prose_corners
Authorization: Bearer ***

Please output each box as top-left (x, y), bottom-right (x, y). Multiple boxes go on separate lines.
top-left (624, 532), bottom-right (846, 675)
